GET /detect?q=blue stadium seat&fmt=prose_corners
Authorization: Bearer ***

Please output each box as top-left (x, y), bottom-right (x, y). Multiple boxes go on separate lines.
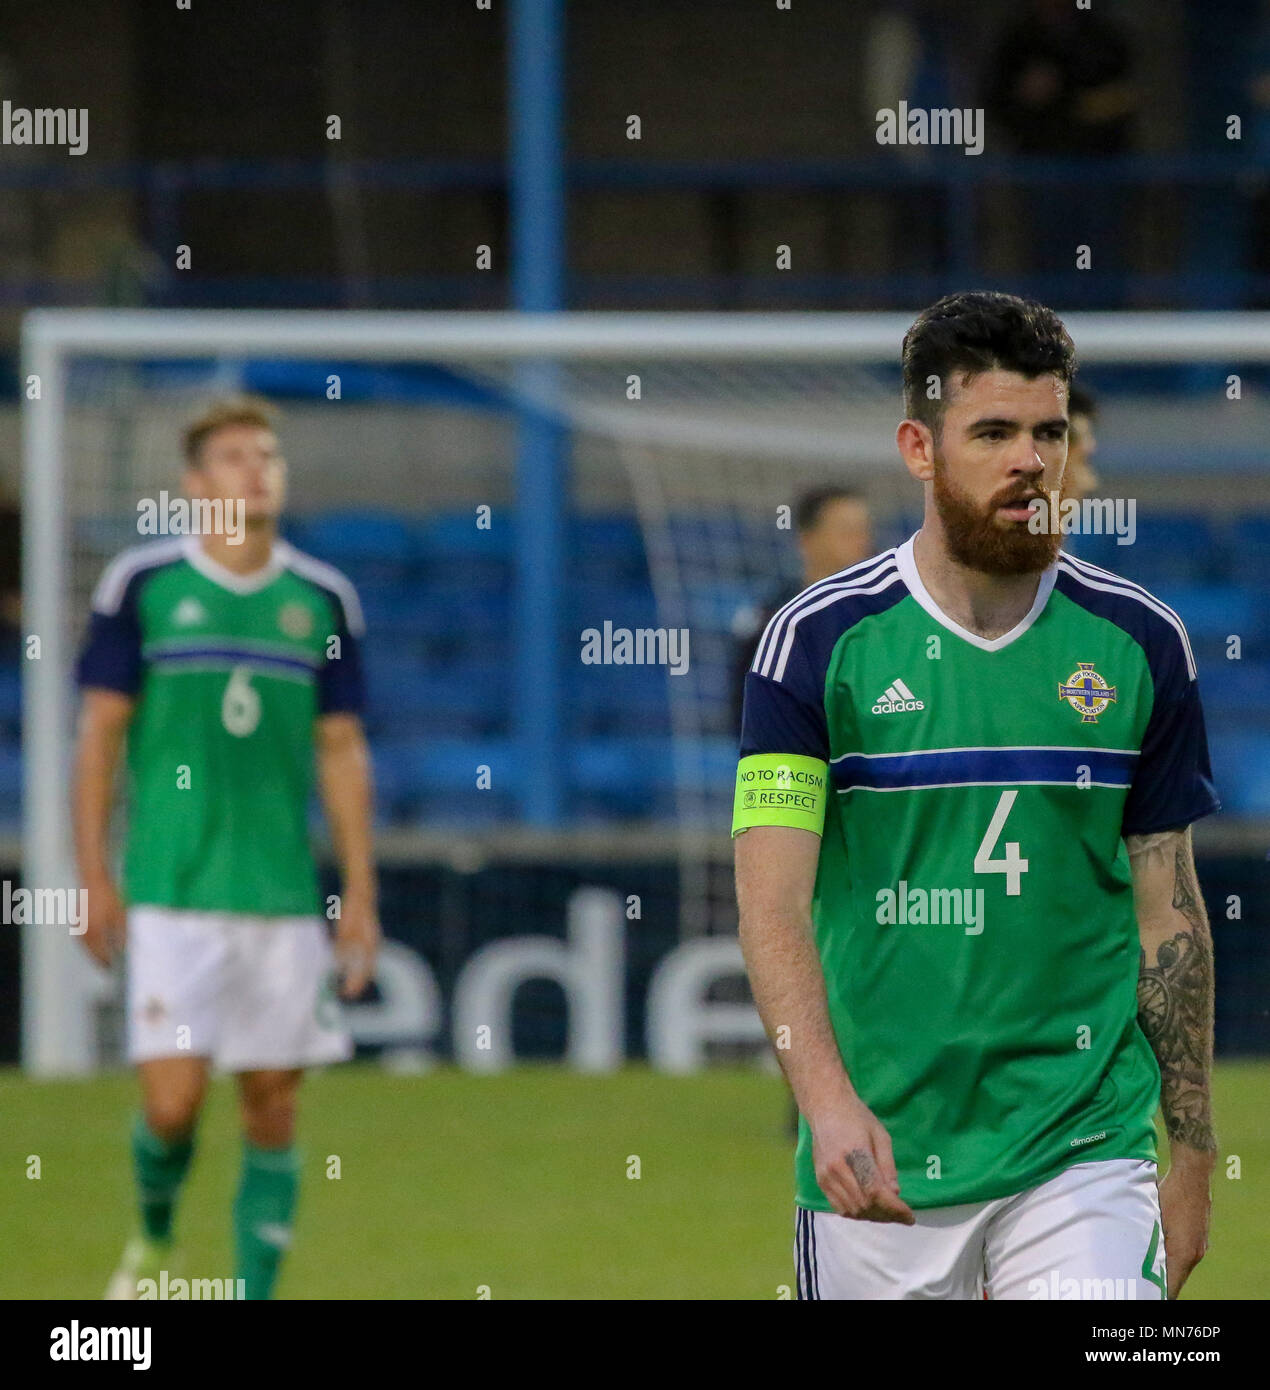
top-left (371, 736), bottom-right (519, 825)
top-left (685, 581), bottom-right (759, 632)
top-left (362, 583), bottom-right (507, 652)
top-left (0, 742), bottom-right (20, 827)
top-left (565, 734), bottom-right (738, 821)
top-left (1104, 513), bottom-right (1217, 587)
top-left (365, 652), bottom-right (508, 737)
top-left (1152, 585), bottom-right (1260, 656)
top-left (1197, 659), bottom-right (1270, 723)
top-left (664, 515), bottom-right (782, 580)
top-left (367, 741), bottom-right (414, 827)
top-left (296, 511), bottom-right (416, 588)
top-left (569, 585), bottom-right (659, 632)
top-left (1063, 531), bottom-right (1124, 572)
top-left (569, 659), bottom-right (671, 734)
top-left (571, 736), bottom-right (674, 818)
top-left (414, 512), bottom-right (512, 590)
top-left (569, 514), bottom-right (648, 584)
top-left (0, 666), bottom-right (20, 739)
top-left (354, 578), bottom-right (412, 633)
top-left (1227, 516), bottom-right (1270, 589)
top-left (1208, 731), bottom-right (1270, 817)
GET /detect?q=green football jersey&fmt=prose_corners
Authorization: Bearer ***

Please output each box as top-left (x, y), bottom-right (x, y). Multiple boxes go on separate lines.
top-left (77, 536), bottom-right (366, 916)
top-left (734, 536), bottom-right (1220, 1210)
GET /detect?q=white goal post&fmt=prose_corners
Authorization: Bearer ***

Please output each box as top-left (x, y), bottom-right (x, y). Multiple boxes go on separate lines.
top-left (21, 308), bottom-right (1270, 1075)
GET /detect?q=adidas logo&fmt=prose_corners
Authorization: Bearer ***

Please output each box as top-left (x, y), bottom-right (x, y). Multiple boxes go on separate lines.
top-left (872, 677), bottom-right (925, 714)
top-left (172, 597), bottom-right (207, 627)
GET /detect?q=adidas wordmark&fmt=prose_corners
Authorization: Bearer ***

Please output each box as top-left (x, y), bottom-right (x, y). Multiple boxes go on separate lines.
top-left (872, 677), bottom-right (925, 714)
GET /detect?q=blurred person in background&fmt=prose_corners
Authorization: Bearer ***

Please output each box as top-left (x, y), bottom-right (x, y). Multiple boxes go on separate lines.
top-left (862, 0), bottom-right (969, 279)
top-left (732, 486), bottom-right (873, 1140)
top-left (731, 487), bottom-right (874, 735)
top-left (980, 0), bottom-right (1139, 302)
top-left (981, 0), bottom-right (1137, 157)
top-left (1065, 381), bottom-right (1101, 502)
top-left (73, 397), bottom-right (380, 1300)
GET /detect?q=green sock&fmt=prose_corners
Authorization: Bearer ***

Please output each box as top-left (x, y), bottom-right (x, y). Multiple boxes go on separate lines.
top-left (131, 1113), bottom-right (194, 1244)
top-left (233, 1142), bottom-right (300, 1300)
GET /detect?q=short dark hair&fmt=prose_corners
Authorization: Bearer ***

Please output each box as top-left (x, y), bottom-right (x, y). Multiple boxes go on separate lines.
top-left (901, 291), bottom-right (1077, 436)
top-left (795, 486), bottom-right (863, 534)
top-left (1067, 381), bottom-right (1097, 421)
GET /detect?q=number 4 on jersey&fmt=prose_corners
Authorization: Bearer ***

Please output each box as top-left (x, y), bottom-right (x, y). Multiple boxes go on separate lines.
top-left (973, 789), bottom-right (1029, 895)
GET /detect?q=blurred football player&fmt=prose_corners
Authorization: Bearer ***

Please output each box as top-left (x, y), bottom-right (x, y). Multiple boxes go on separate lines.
top-left (74, 397), bottom-right (380, 1299)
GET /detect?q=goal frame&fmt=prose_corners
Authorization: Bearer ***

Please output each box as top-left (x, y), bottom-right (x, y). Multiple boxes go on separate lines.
top-left (21, 307), bottom-right (1270, 1074)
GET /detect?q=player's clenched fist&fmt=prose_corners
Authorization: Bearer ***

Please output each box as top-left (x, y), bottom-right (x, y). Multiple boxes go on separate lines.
top-left (334, 888), bottom-right (381, 999)
top-left (80, 872), bottom-right (126, 967)
top-left (809, 1096), bottom-right (916, 1225)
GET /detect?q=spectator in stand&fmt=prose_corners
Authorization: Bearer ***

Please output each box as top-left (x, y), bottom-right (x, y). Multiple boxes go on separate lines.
top-left (980, 0), bottom-right (1139, 303)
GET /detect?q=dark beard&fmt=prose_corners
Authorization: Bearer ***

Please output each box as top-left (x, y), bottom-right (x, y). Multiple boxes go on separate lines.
top-left (932, 458), bottom-right (1063, 576)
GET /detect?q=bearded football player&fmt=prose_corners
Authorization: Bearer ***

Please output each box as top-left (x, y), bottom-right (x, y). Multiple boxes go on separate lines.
top-left (735, 291), bottom-right (1219, 1299)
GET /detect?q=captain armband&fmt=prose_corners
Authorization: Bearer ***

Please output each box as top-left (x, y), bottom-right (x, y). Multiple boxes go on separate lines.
top-left (731, 753), bottom-right (829, 838)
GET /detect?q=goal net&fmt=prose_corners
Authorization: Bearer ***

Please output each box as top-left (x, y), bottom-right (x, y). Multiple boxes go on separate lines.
top-left (21, 310), bottom-right (1270, 1073)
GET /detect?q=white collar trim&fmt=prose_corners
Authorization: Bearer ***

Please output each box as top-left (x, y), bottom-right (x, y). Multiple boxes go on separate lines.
top-left (896, 532), bottom-right (1057, 652)
top-left (182, 534), bottom-right (289, 594)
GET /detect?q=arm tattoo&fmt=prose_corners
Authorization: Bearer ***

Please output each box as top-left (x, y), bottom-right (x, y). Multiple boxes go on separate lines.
top-left (1136, 843), bottom-right (1217, 1153)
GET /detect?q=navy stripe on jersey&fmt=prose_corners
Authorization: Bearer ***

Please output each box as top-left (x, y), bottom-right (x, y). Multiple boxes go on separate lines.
top-left (77, 540), bottom-right (367, 717)
top-left (831, 745), bottom-right (1140, 793)
top-left (145, 646), bottom-right (320, 679)
top-left (1055, 556), bottom-right (1220, 834)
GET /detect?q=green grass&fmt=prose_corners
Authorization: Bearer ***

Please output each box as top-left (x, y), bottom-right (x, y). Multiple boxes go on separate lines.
top-left (1, 1061), bottom-right (1265, 1300)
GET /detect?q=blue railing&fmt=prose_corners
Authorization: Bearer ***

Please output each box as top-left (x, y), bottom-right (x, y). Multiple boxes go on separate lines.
top-left (1, 154), bottom-right (1267, 310)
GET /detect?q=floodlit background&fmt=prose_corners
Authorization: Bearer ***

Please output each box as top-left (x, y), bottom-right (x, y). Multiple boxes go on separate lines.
top-left (0, 0), bottom-right (1266, 1298)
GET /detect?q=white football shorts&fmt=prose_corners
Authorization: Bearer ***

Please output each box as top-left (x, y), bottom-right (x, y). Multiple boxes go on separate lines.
top-left (126, 906), bottom-right (353, 1072)
top-left (795, 1157), bottom-right (1166, 1300)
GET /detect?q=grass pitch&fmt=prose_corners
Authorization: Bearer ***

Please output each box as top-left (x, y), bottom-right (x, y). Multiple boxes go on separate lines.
top-left (1, 1061), bottom-right (1264, 1300)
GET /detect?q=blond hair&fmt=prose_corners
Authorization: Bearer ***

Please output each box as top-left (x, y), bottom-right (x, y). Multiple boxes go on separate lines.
top-left (182, 395), bottom-right (279, 467)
